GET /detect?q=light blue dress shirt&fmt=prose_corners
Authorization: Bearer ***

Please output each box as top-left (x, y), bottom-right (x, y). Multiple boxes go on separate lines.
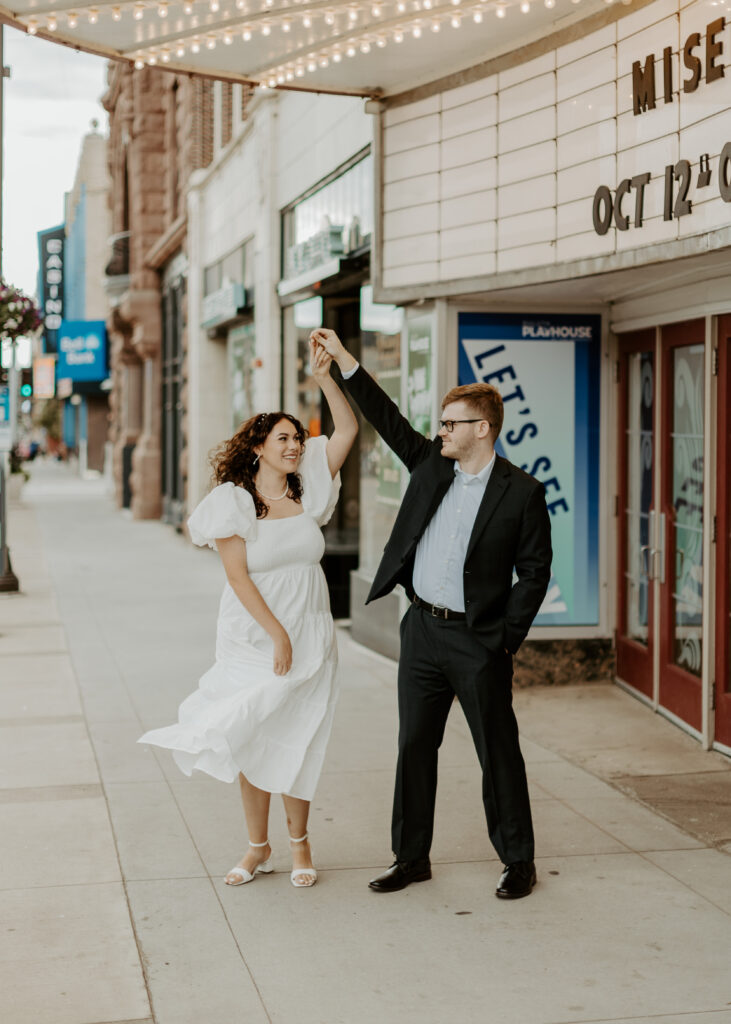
top-left (340, 356), bottom-right (495, 613)
top-left (412, 456), bottom-right (495, 611)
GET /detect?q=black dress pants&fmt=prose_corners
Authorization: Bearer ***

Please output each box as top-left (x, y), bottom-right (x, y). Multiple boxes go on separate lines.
top-left (392, 604), bottom-right (534, 866)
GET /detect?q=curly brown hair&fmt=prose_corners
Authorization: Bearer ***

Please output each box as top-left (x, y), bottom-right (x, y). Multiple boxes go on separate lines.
top-left (210, 412), bottom-right (308, 519)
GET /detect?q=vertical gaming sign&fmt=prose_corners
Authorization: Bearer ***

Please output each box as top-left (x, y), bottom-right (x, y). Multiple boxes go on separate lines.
top-left (458, 312), bottom-right (601, 627)
top-left (37, 225), bottom-right (65, 354)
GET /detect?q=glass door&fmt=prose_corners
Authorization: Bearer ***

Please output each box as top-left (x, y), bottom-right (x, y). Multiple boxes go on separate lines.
top-left (658, 320), bottom-right (705, 731)
top-left (715, 317), bottom-right (731, 748)
top-left (616, 331), bottom-right (656, 698)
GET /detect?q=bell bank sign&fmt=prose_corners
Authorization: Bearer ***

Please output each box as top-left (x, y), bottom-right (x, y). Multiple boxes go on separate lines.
top-left (591, 15), bottom-right (731, 235)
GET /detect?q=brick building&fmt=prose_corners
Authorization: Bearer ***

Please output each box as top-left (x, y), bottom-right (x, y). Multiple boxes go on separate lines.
top-left (102, 64), bottom-right (214, 522)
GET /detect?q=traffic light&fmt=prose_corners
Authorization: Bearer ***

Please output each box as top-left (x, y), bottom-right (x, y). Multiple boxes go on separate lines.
top-left (20, 368), bottom-right (33, 398)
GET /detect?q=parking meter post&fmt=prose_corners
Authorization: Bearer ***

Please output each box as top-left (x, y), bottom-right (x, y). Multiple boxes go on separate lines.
top-left (0, 462), bottom-right (19, 592)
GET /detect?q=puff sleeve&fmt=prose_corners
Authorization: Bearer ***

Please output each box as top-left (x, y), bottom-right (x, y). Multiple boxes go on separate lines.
top-left (187, 482), bottom-right (257, 549)
top-left (298, 435), bottom-right (341, 527)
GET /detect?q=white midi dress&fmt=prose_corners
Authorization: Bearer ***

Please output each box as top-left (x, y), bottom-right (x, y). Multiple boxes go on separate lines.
top-left (138, 435), bottom-right (341, 801)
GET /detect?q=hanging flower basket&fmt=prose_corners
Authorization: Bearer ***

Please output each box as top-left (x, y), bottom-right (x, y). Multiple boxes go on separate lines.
top-left (0, 279), bottom-right (43, 341)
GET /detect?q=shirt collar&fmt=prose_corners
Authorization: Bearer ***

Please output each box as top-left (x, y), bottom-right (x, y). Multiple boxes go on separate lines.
top-left (454, 452), bottom-right (496, 485)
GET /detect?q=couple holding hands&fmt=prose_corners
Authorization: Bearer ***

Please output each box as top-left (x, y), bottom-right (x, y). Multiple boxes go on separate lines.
top-left (140, 328), bottom-right (552, 899)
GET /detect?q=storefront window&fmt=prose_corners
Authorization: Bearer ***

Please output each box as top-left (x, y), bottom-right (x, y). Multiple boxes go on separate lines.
top-left (625, 350), bottom-right (654, 645)
top-left (359, 285), bottom-right (403, 577)
top-left (672, 343), bottom-right (704, 677)
top-left (203, 238), bottom-right (254, 297)
top-left (228, 322), bottom-right (256, 433)
top-left (282, 153), bottom-right (372, 279)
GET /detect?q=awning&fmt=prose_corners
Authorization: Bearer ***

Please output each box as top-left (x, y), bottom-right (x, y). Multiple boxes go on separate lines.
top-left (2, 0), bottom-right (623, 98)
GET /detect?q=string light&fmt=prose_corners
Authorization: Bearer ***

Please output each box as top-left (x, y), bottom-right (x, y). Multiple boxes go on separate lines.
top-left (88, 8), bottom-right (99, 24)
top-left (360, 38), bottom-right (371, 50)
top-left (112, 6), bottom-right (122, 20)
top-left (281, 17), bottom-right (291, 30)
top-left (261, 22), bottom-right (271, 34)
top-left (346, 42), bottom-right (356, 55)
top-left (376, 33), bottom-right (387, 44)
top-left (495, 2), bottom-right (506, 15)
top-left (134, 58), bottom-right (145, 69)
top-left (27, 16), bottom-right (38, 33)
top-left (318, 53), bottom-right (329, 66)
top-left (430, 17), bottom-right (440, 29)
top-left (46, 14), bottom-right (58, 29)
top-left (393, 27), bottom-right (404, 40)
top-left (183, 1), bottom-right (194, 12)
top-left (161, 47), bottom-right (171, 61)
top-left (67, 11), bottom-right (79, 27)
top-left (210, 0), bottom-right (220, 11)
top-left (473, 8), bottom-right (483, 20)
top-left (206, 33), bottom-right (216, 47)
top-left (412, 20), bottom-right (421, 34)
top-left (332, 47), bottom-right (343, 60)
top-left (324, 9), bottom-right (335, 24)
top-left (176, 41), bottom-right (186, 55)
top-left (544, 0), bottom-right (555, 6)
top-left (133, 4), bottom-right (144, 20)
top-left (158, 2), bottom-right (169, 17)
top-left (223, 29), bottom-right (233, 42)
top-left (190, 36), bottom-right (201, 51)
top-left (302, 13), bottom-right (312, 26)
top-left (243, 25), bottom-right (252, 39)
top-left (451, 12), bottom-right (461, 26)
top-left (371, 1), bottom-right (382, 13)
top-left (520, 0), bottom-right (530, 10)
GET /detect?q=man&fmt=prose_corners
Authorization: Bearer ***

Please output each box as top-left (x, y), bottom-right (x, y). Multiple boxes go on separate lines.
top-left (311, 328), bottom-right (552, 899)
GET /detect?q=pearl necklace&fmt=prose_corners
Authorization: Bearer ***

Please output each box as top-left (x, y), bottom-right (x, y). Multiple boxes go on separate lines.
top-left (255, 481), bottom-right (289, 501)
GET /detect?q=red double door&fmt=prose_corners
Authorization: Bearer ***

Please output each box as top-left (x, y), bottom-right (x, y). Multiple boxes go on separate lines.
top-left (616, 318), bottom-right (731, 748)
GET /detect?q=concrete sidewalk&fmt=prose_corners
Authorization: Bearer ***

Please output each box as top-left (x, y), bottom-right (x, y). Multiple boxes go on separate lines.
top-left (1, 459), bottom-right (730, 1024)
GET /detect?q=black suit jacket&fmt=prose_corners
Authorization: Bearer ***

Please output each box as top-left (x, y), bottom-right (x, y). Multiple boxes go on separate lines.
top-left (343, 365), bottom-right (552, 654)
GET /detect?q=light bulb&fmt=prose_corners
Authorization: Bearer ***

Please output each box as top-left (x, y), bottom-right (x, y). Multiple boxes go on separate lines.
top-left (520, 0), bottom-right (529, 10)
top-left (303, 14), bottom-right (312, 26)
top-left (412, 22), bottom-right (421, 35)
top-left (67, 11), bottom-right (79, 26)
top-left (161, 48), bottom-right (171, 62)
top-left (191, 37), bottom-right (201, 51)
top-left (431, 17), bottom-right (440, 29)
top-left (206, 33), bottom-right (216, 47)
top-left (397, 0), bottom-right (406, 10)
top-left (376, 33), bottom-right (387, 45)
top-left (451, 13), bottom-right (461, 25)
top-left (346, 43), bottom-right (356, 55)
top-left (348, 6), bottom-right (358, 20)
top-left (277, 71), bottom-right (285, 82)
top-left (158, 2), bottom-right (169, 17)
top-left (423, 0), bottom-right (432, 8)
top-left (47, 14), bottom-right (58, 29)
top-left (223, 29), bottom-right (233, 42)
top-left (27, 17), bottom-right (38, 33)
top-left (318, 53), bottom-right (329, 66)
top-left (112, 6), bottom-right (122, 20)
top-left (451, 0), bottom-right (461, 5)
top-left (133, 4), bottom-right (144, 20)
top-left (495, 3), bottom-right (506, 16)
top-left (361, 39), bottom-right (371, 51)
top-left (544, 0), bottom-right (555, 6)
top-left (236, 0), bottom-right (246, 7)
top-left (210, 0), bottom-right (219, 10)
top-left (296, 64), bottom-right (305, 76)
top-left (324, 9), bottom-right (335, 23)
top-left (134, 58), bottom-right (145, 69)
top-left (473, 8), bottom-right (482, 20)
top-left (183, 1), bottom-right (194, 12)
top-left (394, 28), bottom-right (403, 41)
top-left (282, 18), bottom-right (291, 30)
top-left (307, 58), bottom-right (317, 70)
top-left (176, 42), bottom-right (186, 55)
top-left (333, 48), bottom-right (342, 60)
top-left (371, 2), bottom-right (382, 13)
top-left (88, 8), bottom-right (99, 24)
top-left (285, 69), bottom-right (294, 81)
top-left (262, 22), bottom-right (271, 34)
top-left (243, 26), bottom-right (252, 39)
top-left (148, 52), bottom-right (158, 64)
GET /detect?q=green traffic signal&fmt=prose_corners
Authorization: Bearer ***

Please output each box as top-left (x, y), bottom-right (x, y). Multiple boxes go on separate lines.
top-left (20, 384), bottom-right (33, 397)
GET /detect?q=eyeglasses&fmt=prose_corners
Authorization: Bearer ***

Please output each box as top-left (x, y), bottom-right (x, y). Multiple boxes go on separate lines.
top-left (439, 419), bottom-right (485, 433)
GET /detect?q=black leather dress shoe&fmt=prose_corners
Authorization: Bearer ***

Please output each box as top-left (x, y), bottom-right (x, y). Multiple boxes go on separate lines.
top-left (368, 858), bottom-right (432, 892)
top-left (495, 860), bottom-right (537, 899)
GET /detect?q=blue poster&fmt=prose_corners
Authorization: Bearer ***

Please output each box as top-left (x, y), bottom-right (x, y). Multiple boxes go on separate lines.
top-left (458, 312), bottom-right (600, 626)
top-left (57, 320), bottom-right (107, 383)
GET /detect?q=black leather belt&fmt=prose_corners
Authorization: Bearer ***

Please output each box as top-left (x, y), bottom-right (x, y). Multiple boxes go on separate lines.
top-left (412, 594), bottom-right (467, 621)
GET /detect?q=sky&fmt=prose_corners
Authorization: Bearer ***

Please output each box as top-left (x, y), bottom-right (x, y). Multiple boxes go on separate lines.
top-left (2, 28), bottom-right (108, 298)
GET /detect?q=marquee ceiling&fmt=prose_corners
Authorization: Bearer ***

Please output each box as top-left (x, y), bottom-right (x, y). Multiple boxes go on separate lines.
top-left (2, 0), bottom-right (626, 97)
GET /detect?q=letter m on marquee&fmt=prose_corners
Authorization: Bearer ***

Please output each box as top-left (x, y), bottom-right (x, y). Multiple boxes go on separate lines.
top-left (632, 54), bottom-right (656, 115)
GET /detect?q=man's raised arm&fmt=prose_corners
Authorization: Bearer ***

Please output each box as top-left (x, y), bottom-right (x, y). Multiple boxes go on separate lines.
top-left (310, 328), bottom-right (433, 472)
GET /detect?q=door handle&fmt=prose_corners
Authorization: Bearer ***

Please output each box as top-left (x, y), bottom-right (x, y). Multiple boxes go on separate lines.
top-left (656, 512), bottom-right (666, 584)
top-left (640, 544), bottom-right (655, 580)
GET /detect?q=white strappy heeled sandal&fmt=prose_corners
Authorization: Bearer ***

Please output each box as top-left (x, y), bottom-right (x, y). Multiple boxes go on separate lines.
top-left (224, 839), bottom-right (274, 886)
top-left (289, 833), bottom-right (317, 888)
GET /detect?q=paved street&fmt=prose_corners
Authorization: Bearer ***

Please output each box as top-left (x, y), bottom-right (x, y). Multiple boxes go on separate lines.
top-left (1, 459), bottom-right (730, 1024)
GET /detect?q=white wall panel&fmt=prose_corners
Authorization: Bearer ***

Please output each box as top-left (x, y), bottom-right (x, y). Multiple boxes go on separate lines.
top-left (383, 232), bottom-right (439, 268)
top-left (617, 102), bottom-right (679, 151)
top-left (497, 140), bottom-right (556, 186)
top-left (557, 46), bottom-right (617, 104)
top-left (498, 207), bottom-right (556, 249)
top-left (383, 94), bottom-right (440, 128)
top-left (557, 155), bottom-right (617, 204)
top-left (440, 127), bottom-right (497, 170)
top-left (440, 220), bottom-right (496, 260)
top-left (498, 51), bottom-right (555, 89)
top-left (498, 106), bottom-right (556, 154)
top-left (558, 120), bottom-right (617, 170)
top-left (499, 74), bottom-right (556, 121)
top-left (440, 158), bottom-right (497, 199)
top-left (556, 228), bottom-right (616, 261)
top-left (384, 173), bottom-right (440, 211)
top-left (384, 143), bottom-right (440, 183)
top-left (382, 261), bottom-right (439, 287)
top-left (557, 24), bottom-right (617, 67)
top-left (617, 0), bottom-right (679, 41)
top-left (617, 17), bottom-right (679, 70)
top-left (498, 174), bottom-right (556, 219)
top-left (384, 114), bottom-right (441, 156)
top-left (557, 197), bottom-right (592, 239)
top-left (441, 95), bottom-right (498, 140)
top-left (557, 82), bottom-right (616, 136)
top-left (383, 203), bottom-right (440, 239)
top-left (497, 240), bottom-right (556, 272)
top-left (439, 252), bottom-right (497, 280)
top-left (440, 189), bottom-right (497, 229)
top-left (615, 213), bottom-right (678, 248)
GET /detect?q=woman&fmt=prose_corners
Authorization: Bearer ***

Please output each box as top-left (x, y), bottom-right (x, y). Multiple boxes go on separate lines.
top-left (138, 340), bottom-right (357, 888)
